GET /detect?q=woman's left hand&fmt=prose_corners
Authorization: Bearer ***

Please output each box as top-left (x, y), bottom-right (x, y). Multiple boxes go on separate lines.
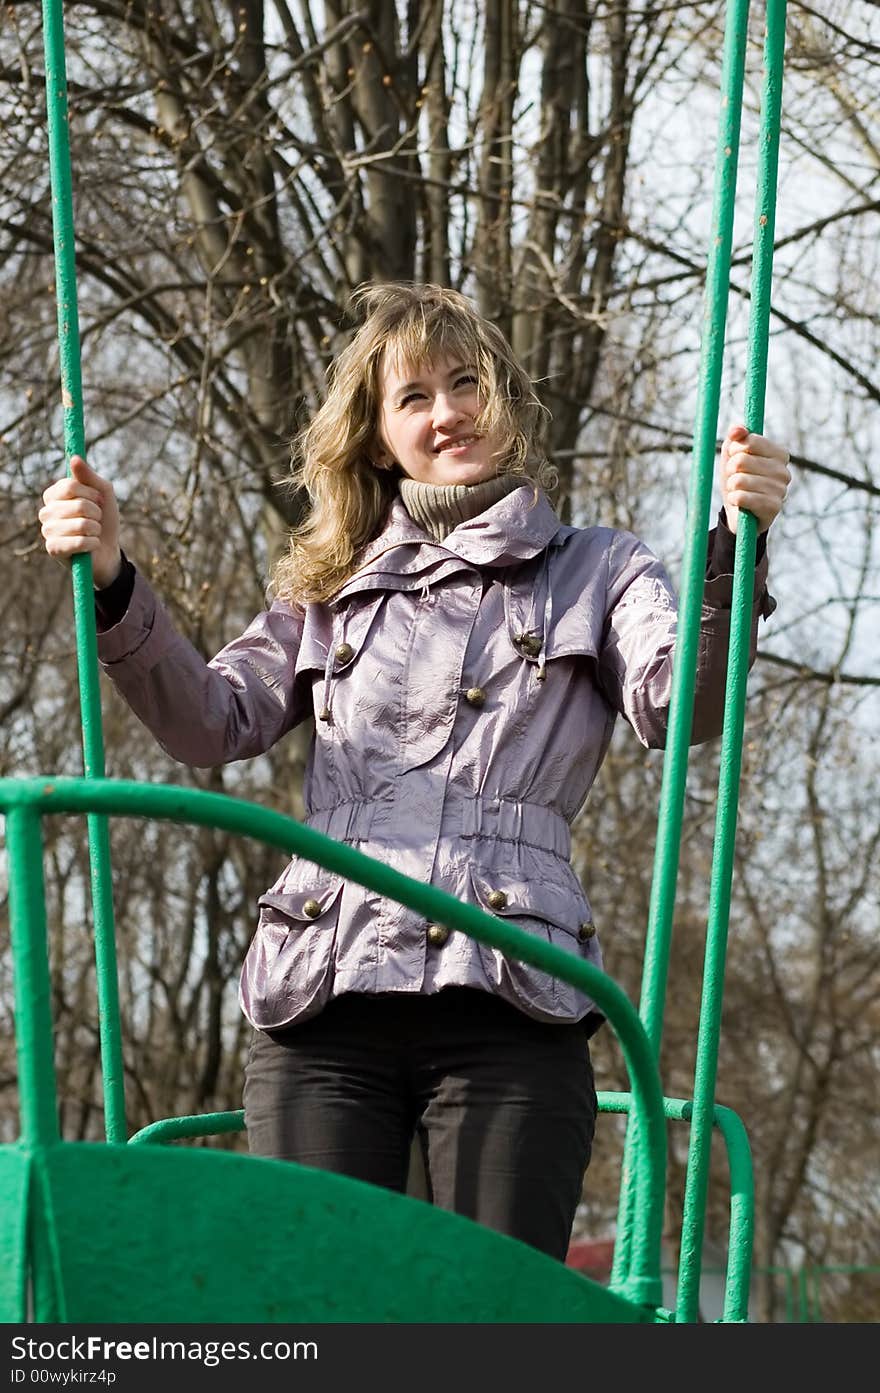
top-left (720, 424), bottom-right (791, 535)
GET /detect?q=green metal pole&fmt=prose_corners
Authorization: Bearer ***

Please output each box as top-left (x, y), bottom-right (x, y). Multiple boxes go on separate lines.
top-left (6, 809), bottom-right (60, 1147)
top-left (611, 0), bottom-right (752, 1292)
top-left (639, 0), bottom-right (753, 1061)
top-left (809, 1266), bottom-right (823, 1323)
top-left (797, 1266), bottom-right (809, 1323)
top-left (5, 803), bottom-right (67, 1318)
top-left (128, 1112), bottom-right (247, 1145)
top-left (711, 1103), bottom-right (755, 1323)
top-left (600, 1094), bottom-right (754, 1322)
top-left (40, 0), bottom-right (126, 1143)
top-left (676, 0), bottom-right (788, 1325)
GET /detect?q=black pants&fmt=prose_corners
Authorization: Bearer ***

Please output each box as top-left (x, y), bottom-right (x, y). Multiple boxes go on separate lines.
top-left (243, 987), bottom-right (597, 1261)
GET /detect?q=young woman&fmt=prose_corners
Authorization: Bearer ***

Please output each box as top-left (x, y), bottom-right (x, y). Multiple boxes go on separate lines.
top-left (40, 282), bottom-right (790, 1261)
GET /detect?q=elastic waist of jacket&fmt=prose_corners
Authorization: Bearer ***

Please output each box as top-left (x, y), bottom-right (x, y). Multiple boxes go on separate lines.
top-left (305, 796), bottom-right (571, 860)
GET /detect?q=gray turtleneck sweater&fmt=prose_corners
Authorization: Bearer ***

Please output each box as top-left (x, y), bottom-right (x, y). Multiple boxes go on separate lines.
top-left (397, 475), bottom-right (523, 542)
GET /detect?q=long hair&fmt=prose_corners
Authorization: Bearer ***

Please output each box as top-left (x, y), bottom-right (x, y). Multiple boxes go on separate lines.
top-left (273, 282), bottom-right (553, 604)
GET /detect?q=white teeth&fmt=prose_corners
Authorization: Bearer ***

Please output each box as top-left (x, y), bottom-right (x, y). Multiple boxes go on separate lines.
top-left (436, 435), bottom-right (479, 451)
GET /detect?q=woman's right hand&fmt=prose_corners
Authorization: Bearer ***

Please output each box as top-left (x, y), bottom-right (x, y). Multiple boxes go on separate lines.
top-left (39, 455), bottom-right (122, 590)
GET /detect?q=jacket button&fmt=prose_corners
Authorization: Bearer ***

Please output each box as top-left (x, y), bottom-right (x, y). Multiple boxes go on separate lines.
top-left (465, 686), bottom-right (487, 708)
top-left (486, 889), bottom-right (508, 910)
top-left (518, 633), bottom-right (543, 658)
top-left (578, 920), bottom-right (596, 942)
top-left (426, 923), bottom-right (450, 947)
top-left (302, 898), bottom-right (322, 919)
top-left (334, 642), bottom-right (354, 664)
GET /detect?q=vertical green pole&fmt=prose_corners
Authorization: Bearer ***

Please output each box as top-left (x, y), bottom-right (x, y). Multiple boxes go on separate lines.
top-left (809, 1266), bottom-right (822, 1323)
top-left (6, 809), bottom-right (60, 1147)
top-left (676, 0), bottom-right (787, 1325)
top-left (6, 807), bottom-right (68, 1320)
top-left (715, 1104), bottom-right (754, 1322)
top-left (41, 0), bottom-right (127, 1143)
top-left (797, 1266), bottom-right (809, 1322)
top-left (611, 0), bottom-right (752, 1293)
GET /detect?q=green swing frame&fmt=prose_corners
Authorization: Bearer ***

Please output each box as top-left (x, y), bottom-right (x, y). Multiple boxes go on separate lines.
top-left (1, 0), bottom-right (787, 1324)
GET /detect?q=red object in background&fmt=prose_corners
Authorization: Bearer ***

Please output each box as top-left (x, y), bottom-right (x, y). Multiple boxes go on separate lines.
top-left (566, 1238), bottom-right (616, 1281)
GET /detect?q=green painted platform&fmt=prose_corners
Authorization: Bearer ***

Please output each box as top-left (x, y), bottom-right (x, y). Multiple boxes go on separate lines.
top-left (0, 1143), bottom-right (657, 1323)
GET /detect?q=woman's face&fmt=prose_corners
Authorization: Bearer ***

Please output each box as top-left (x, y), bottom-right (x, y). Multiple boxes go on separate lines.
top-left (376, 352), bottom-right (500, 487)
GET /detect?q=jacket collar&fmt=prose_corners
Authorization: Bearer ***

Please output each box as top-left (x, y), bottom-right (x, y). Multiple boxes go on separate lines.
top-left (349, 485), bottom-right (564, 581)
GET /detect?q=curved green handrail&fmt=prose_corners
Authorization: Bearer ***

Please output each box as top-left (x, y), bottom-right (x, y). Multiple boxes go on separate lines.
top-left (128, 1111), bottom-right (247, 1146)
top-left (600, 1094), bottom-right (754, 1323)
top-left (2, 775), bottom-right (666, 1310)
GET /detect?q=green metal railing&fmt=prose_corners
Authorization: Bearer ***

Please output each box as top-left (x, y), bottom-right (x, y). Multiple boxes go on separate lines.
top-left (599, 1096), bottom-right (754, 1323)
top-left (675, 0), bottom-right (788, 1323)
top-left (20, 0), bottom-right (788, 1327)
top-left (2, 766), bottom-right (760, 1316)
top-left (2, 775), bottom-right (667, 1313)
top-left (611, 0), bottom-right (788, 1318)
top-left (40, 0), bottom-right (126, 1144)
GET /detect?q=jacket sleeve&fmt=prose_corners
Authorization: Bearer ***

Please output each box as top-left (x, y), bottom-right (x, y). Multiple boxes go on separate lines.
top-left (596, 526), bottom-right (775, 750)
top-left (96, 568), bottom-right (310, 767)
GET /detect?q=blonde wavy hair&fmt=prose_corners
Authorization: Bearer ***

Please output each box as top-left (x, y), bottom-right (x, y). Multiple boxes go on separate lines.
top-left (273, 282), bottom-right (553, 604)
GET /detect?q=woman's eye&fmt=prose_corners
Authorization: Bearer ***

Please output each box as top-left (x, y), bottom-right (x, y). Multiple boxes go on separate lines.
top-left (455, 375), bottom-right (478, 389)
top-left (399, 391), bottom-right (426, 407)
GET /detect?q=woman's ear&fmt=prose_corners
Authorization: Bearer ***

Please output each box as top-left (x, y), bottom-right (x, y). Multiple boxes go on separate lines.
top-left (373, 447), bottom-right (396, 472)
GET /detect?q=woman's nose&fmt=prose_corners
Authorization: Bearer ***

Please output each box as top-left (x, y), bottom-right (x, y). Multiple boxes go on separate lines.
top-left (431, 392), bottom-right (465, 429)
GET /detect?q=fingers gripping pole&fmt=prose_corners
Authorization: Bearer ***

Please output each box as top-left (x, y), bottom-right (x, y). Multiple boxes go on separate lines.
top-left (41, 0), bottom-right (127, 1143)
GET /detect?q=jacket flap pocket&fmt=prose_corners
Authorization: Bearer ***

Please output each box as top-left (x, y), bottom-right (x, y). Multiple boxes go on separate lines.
top-left (468, 867), bottom-right (594, 942)
top-left (258, 878), bottom-right (344, 924)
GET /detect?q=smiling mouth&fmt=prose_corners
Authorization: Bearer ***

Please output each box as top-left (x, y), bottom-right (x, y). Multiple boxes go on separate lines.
top-left (434, 434), bottom-right (482, 453)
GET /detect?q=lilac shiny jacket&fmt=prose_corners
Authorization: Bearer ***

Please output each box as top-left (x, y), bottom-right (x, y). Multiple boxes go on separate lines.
top-left (97, 487), bottom-right (772, 1031)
